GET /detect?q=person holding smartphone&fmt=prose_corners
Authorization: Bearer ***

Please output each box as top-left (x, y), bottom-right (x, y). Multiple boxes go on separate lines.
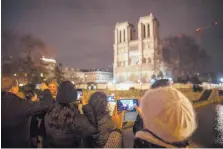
top-left (1, 77), bottom-right (53, 148)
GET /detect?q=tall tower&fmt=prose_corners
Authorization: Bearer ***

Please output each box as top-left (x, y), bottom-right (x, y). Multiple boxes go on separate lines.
top-left (113, 13), bottom-right (161, 83)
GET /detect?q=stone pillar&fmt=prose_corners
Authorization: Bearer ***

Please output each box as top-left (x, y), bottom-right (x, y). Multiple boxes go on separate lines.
top-left (150, 21), bottom-right (154, 37)
top-left (138, 42), bottom-right (143, 65)
top-left (114, 29), bottom-right (118, 44)
top-left (127, 27), bottom-right (131, 41)
top-left (138, 22), bottom-right (142, 40)
top-left (125, 28), bottom-right (128, 42)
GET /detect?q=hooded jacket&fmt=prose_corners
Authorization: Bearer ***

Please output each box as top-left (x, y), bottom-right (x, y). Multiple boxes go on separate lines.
top-left (83, 105), bottom-right (114, 148)
top-left (1, 90), bottom-right (53, 148)
top-left (44, 81), bottom-right (97, 148)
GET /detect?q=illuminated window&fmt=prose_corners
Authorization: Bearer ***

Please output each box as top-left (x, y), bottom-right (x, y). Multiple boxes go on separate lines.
top-left (147, 24), bottom-right (150, 37)
top-left (119, 31), bottom-right (122, 43)
top-left (142, 24), bottom-right (146, 39)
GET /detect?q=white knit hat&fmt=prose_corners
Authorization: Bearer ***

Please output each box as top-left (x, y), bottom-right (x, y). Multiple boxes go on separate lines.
top-left (140, 87), bottom-right (197, 143)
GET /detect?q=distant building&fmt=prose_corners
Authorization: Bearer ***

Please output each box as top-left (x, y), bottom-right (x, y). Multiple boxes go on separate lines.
top-left (63, 67), bottom-right (85, 83)
top-left (113, 13), bottom-right (165, 83)
top-left (41, 57), bottom-right (56, 79)
top-left (85, 71), bottom-right (113, 83)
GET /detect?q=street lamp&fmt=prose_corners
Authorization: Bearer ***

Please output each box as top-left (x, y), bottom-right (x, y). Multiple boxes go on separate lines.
top-left (14, 73), bottom-right (17, 76)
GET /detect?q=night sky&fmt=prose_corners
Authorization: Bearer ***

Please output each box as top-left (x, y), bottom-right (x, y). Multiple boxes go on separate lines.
top-left (2, 0), bottom-right (223, 72)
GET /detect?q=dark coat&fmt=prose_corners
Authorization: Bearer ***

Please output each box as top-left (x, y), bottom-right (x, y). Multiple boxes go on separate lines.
top-left (134, 138), bottom-right (165, 148)
top-left (44, 104), bottom-right (97, 148)
top-left (83, 105), bottom-right (114, 148)
top-left (133, 114), bottom-right (143, 134)
top-left (1, 90), bottom-right (53, 148)
top-left (134, 130), bottom-right (190, 148)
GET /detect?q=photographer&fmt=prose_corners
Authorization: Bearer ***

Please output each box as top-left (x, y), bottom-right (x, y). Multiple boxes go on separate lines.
top-left (1, 76), bottom-right (53, 148)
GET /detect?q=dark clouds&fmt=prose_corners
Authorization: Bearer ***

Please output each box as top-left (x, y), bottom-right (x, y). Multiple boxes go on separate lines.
top-left (2, 0), bottom-right (223, 71)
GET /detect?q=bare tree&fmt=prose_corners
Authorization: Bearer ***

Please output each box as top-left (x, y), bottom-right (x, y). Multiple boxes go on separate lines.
top-left (162, 35), bottom-right (211, 78)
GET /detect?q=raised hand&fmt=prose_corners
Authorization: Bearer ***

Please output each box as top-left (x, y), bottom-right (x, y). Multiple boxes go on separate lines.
top-left (112, 104), bottom-right (124, 129)
top-left (40, 83), bottom-right (48, 91)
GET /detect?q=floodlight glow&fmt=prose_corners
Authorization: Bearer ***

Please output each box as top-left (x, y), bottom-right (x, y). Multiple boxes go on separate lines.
top-left (220, 78), bottom-right (223, 83)
top-left (168, 78), bottom-right (173, 81)
top-left (113, 79), bottom-right (116, 84)
top-left (41, 57), bottom-right (56, 63)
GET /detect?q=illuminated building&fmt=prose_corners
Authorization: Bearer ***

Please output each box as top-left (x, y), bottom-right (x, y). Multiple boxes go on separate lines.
top-left (63, 67), bottom-right (85, 83)
top-left (113, 13), bottom-right (165, 83)
top-left (84, 70), bottom-right (113, 83)
top-left (41, 57), bottom-right (56, 79)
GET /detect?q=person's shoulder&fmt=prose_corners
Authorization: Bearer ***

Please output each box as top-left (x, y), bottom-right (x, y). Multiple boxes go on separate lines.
top-left (3, 92), bottom-right (25, 101)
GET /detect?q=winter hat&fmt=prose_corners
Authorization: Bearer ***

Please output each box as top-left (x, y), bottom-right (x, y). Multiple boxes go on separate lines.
top-left (139, 87), bottom-right (197, 143)
top-left (56, 81), bottom-right (77, 104)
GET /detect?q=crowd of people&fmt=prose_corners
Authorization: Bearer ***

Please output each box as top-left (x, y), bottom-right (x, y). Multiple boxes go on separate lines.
top-left (2, 76), bottom-right (197, 148)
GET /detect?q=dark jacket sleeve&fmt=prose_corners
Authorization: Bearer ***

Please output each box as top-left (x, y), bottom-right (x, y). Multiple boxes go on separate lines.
top-left (133, 114), bottom-right (143, 135)
top-left (22, 89), bottom-right (53, 116)
top-left (82, 104), bottom-right (97, 126)
top-left (75, 113), bottom-right (97, 138)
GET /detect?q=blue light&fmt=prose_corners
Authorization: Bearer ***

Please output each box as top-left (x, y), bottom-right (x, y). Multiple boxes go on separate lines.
top-left (151, 79), bottom-right (155, 84)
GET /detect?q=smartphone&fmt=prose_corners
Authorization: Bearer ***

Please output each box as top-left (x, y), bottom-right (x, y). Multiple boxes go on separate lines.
top-left (117, 99), bottom-right (139, 122)
top-left (76, 88), bottom-right (83, 100)
top-left (117, 99), bottom-right (139, 112)
top-left (107, 96), bottom-right (115, 102)
top-left (36, 84), bottom-right (41, 89)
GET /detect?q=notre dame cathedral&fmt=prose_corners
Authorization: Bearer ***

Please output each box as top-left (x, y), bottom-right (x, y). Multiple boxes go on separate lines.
top-left (113, 13), bottom-right (165, 83)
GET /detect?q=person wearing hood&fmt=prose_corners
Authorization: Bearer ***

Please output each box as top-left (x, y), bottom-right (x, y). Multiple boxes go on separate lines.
top-left (1, 76), bottom-right (53, 148)
top-left (134, 87), bottom-right (197, 148)
top-left (82, 91), bottom-right (114, 148)
top-left (44, 81), bottom-right (96, 148)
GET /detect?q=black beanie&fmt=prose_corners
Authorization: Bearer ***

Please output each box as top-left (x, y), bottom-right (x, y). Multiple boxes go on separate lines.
top-left (56, 81), bottom-right (77, 104)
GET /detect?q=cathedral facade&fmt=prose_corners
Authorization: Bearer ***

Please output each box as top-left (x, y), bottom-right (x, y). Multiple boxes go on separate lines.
top-left (113, 13), bottom-right (164, 83)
